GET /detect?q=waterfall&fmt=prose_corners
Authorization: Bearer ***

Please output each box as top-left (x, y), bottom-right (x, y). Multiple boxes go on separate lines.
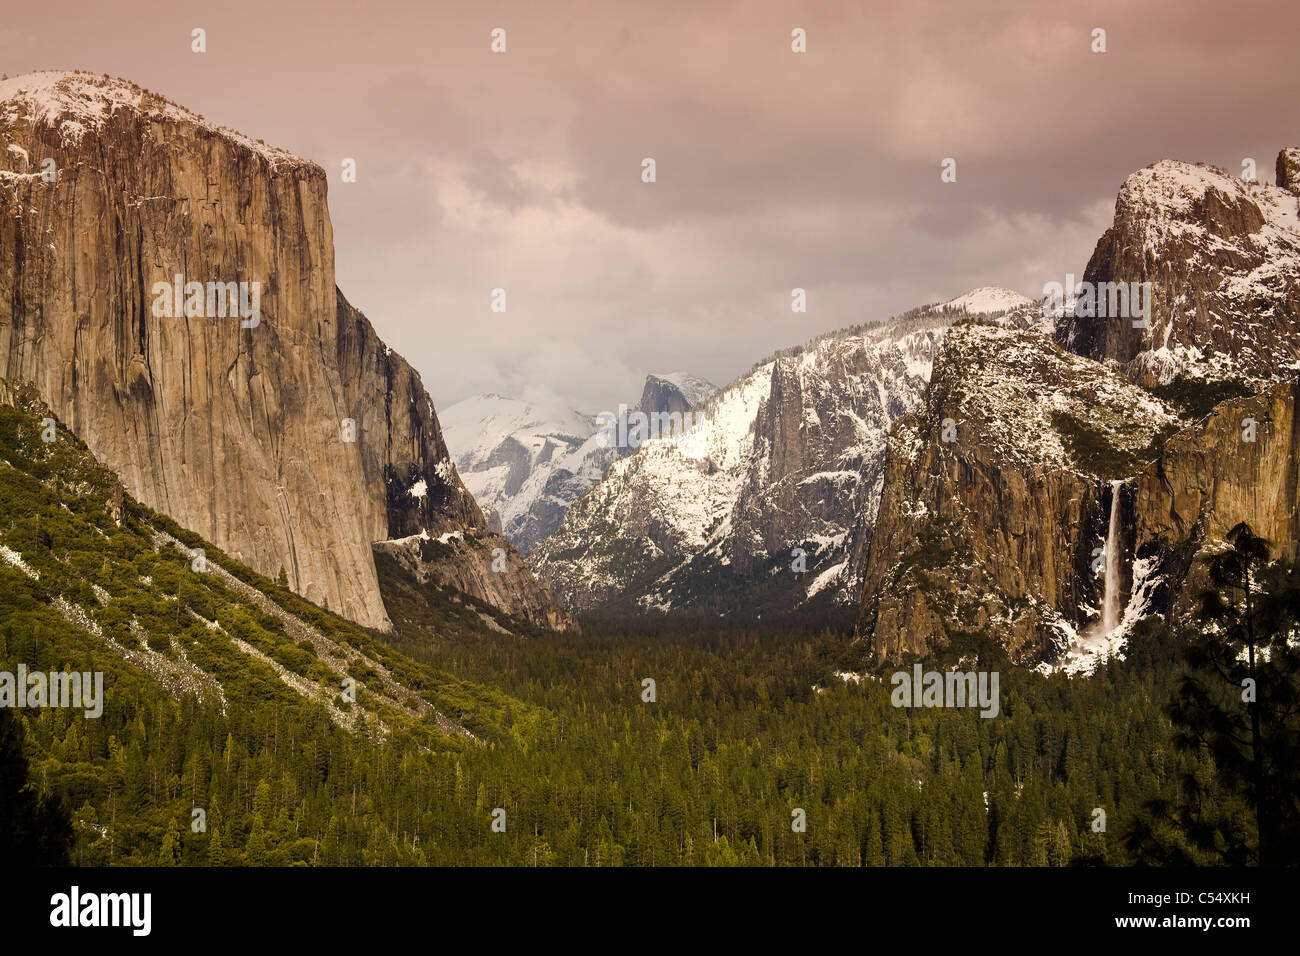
top-left (1101, 479), bottom-right (1123, 634)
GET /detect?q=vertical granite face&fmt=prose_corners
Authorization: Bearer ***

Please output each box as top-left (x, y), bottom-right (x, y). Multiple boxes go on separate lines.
top-left (728, 335), bottom-right (929, 578)
top-left (0, 71), bottom-right (568, 631)
top-left (855, 332), bottom-right (1299, 668)
top-left (1277, 147), bottom-right (1300, 195)
top-left (851, 324), bottom-right (1171, 665)
top-left (1131, 379), bottom-right (1300, 619)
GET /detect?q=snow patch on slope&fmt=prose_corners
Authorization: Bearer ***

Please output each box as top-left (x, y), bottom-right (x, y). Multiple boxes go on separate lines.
top-left (946, 323), bottom-right (1178, 475)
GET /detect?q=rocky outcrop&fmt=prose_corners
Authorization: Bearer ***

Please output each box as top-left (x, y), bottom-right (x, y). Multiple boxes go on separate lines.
top-left (1055, 152), bottom-right (1300, 385)
top-left (0, 71), bottom-right (569, 631)
top-left (638, 373), bottom-right (714, 419)
top-left (853, 322), bottom-right (1179, 665)
top-left (1278, 148), bottom-right (1300, 195)
top-left (375, 529), bottom-right (576, 632)
top-left (728, 331), bottom-right (932, 578)
top-left (1131, 378), bottom-right (1300, 617)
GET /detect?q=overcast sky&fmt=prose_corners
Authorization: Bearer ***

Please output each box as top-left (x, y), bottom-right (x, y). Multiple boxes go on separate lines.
top-left (3, 0), bottom-right (1297, 413)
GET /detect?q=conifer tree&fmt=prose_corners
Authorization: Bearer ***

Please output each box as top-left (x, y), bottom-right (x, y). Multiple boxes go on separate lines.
top-left (0, 710), bottom-right (72, 864)
top-left (1129, 524), bottom-right (1300, 865)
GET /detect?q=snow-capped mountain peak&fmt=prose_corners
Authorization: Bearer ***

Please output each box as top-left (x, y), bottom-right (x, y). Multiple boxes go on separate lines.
top-left (934, 287), bottom-right (1034, 316)
top-left (442, 372), bottom-right (717, 555)
top-left (529, 309), bottom-right (954, 613)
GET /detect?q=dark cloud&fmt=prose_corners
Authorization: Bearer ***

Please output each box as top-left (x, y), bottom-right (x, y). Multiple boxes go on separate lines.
top-left (4, 0), bottom-right (1297, 412)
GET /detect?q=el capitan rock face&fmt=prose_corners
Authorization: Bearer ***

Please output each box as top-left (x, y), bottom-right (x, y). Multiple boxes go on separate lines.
top-left (0, 71), bottom-right (568, 631)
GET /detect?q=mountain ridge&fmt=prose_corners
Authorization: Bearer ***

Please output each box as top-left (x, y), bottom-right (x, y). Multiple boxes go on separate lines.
top-left (529, 304), bottom-right (972, 614)
top-left (442, 372), bottom-right (717, 555)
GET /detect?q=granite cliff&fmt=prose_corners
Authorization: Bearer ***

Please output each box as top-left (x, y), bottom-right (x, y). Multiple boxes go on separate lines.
top-left (855, 151), bottom-right (1300, 670)
top-left (0, 71), bottom-right (569, 631)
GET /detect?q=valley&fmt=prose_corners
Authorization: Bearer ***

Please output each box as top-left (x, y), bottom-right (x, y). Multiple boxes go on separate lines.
top-left (1, 66), bottom-right (1296, 874)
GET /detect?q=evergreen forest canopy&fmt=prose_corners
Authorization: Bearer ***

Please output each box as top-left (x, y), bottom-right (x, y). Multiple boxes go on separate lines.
top-left (1, 383), bottom-right (1295, 867)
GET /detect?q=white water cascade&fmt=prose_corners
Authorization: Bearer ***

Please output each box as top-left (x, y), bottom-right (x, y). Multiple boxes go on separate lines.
top-left (1100, 479), bottom-right (1124, 634)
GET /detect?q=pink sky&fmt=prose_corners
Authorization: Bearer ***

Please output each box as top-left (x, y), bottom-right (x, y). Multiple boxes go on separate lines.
top-left (3, 0), bottom-right (1297, 411)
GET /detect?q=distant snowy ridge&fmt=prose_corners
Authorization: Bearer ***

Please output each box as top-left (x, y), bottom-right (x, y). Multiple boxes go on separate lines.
top-left (932, 287), bottom-right (1034, 316)
top-left (439, 394), bottom-right (608, 555)
top-left (442, 372), bottom-right (717, 555)
top-left (530, 303), bottom-right (961, 613)
top-left (645, 372), bottom-right (717, 408)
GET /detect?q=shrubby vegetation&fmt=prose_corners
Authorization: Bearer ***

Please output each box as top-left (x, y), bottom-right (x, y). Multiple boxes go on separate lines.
top-left (1049, 409), bottom-right (1179, 479)
top-left (1146, 376), bottom-right (1257, 423)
